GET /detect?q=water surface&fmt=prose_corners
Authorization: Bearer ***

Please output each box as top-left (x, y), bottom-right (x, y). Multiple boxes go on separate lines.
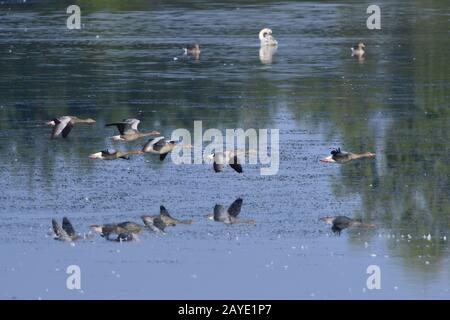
top-left (0, 0), bottom-right (449, 299)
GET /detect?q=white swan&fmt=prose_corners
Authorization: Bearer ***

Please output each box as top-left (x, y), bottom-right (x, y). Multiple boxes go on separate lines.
top-left (259, 28), bottom-right (278, 47)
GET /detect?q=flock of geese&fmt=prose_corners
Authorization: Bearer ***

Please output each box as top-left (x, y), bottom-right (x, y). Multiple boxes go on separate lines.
top-left (49, 28), bottom-right (374, 242)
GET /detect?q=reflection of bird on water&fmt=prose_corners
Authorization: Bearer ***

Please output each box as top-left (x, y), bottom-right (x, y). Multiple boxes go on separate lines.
top-left (208, 198), bottom-right (256, 225)
top-left (259, 28), bottom-right (278, 47)
top-left (259, 45), bottom-right (277, 64)
top-left (105, 118), bottom-right (160, 141)
top-left (47, 116), bottom-right (96, 138)
top-left (320, 147), bottom-right (375, 164)
top-left (320, 216), bottom-right (375, 235)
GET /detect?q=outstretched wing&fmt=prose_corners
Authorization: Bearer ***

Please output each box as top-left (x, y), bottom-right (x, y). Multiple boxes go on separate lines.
top-left (227, 198), bottom-right (243, 217)
top-left (51, 117), bottom-right (71, 138)
top-left (61, 121), bottom-right (73, 138)
top-left (160, 153), bottom-right (169, 161)
top-left (229, 155), bottom-right (243, 173)
top-left (52, 219), bottom-right (70, 240)
top-left (62, 217), bottom-right (76, 237)
top-left (142, 136), bottom-right (165, 152)
top-left (160, 206), bottom-right (173, 218)
top-left (213, 204), bottom-right (228, 222)
top-left (105, 119), bottom-right (140, 135)
top-left (213, 153), bottom-right (225, 172)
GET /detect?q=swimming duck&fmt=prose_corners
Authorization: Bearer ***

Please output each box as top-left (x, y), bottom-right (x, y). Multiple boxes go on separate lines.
top-left (88, 148), bottom-right (143, 160)
top-left (105, 118), bottom-right (160, 141)
top-left (320, 215), bottom-right (375, 235)
top-left (320, 147), bottom-right (375, 164)
top-left (208, 198), bottom-right (256, 225)
top-left (90, 221), bottom-right (143, 241)
top-left (259, 28), bottom-right (278, 47)
top-left (52, 217), bottom-right (82, 241)
top-left (183, 43), bottom-right (201, 57)
top-left (351, 42), bottom-right (366, 56)
top-left (141, 136), bottom-right (179, 161)
top-left (47, 116), bottom-right (96, 138)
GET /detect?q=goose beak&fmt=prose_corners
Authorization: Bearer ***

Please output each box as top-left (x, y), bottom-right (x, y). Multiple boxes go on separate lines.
top-left (206, 154), bottom-right (214, 160)
top-left (46, 121), bottom-right (55, 126)
top-left (88, 152), bottom-right (102, 160)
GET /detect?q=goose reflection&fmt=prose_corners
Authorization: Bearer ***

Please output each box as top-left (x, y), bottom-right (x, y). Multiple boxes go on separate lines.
top-left (208, 198), bottom-right (256, 225)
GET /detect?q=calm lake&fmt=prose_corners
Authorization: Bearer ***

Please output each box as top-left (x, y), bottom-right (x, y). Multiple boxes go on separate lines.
top-left (0, 0), bottom-right (449, 299)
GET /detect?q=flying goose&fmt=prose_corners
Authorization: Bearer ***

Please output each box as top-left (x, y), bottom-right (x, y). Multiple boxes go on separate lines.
top-left (90, 221), bottom-right (143, 241)
top-left (259, 28), bottom-right (278, 47)
top-left (320, 147), bottom-right (375, 164)
top-left (141, 215), bottom-right (167, 234)
top-left (320, 215), bottom-right (375, 235)
top-left (52, 217), bottom-right (82, 241)
top-left (207, 149), bottom-right (257, 173)
top-left (208, 198), bottom-right (256, 225)
top-left (141, 205), bottom-right (192, 233)
top-left (105, 118), bottom-right (160, 141)
top-left (142, 136), bottom-right (186, 161)
top-left (47, 116), bottom-right (96, 138)
top-left (88, 148), bottom-right (143, 160)
top-left (351, 42), bottom-right (366, 56)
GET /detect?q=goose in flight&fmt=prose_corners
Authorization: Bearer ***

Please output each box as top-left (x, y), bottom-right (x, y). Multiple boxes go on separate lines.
top-left (141, 214), bottom-right (167, 234)
top-left (351, 42), bottom-right (366, 57)
top-left (320, 215), bottom-right (375, 235)
top-left (142, 136), bottom-right (191, 161)
top-left (88, 148), bottom-right (143, 160)
top-left (141, 206), bottom-right (193, 233)
top-left (47, 116), bottom-right (96, 138)
top-left (52, 217), bottom-right (83, 241)
top-left (105, 118), bottom-right (160, 141)
top-left (208, 198), bottom-right (256, 225)
top-left (90, 221), bottom-right (143, 241)
top-left (320, 147), bottom-right (375, 164)
top-left (207, 149), bottom-right (256, 173)
top-left (259, 28), bottom-right (278, 47)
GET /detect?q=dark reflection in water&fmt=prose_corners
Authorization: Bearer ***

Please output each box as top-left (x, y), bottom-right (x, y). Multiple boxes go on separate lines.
top-left (0, 0), bottom-right (449, 298)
